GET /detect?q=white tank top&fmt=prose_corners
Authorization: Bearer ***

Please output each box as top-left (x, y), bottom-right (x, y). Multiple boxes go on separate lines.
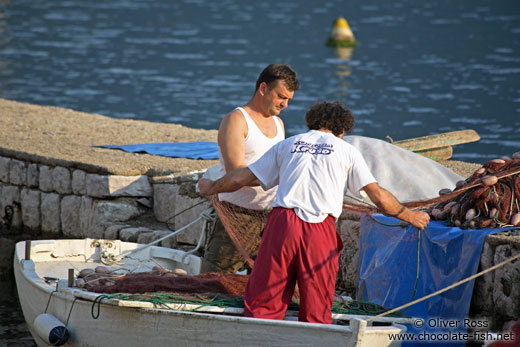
top-left (218, 107), bottom-right (284, 210)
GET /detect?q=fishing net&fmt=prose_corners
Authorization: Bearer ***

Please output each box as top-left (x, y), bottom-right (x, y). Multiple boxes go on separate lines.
top-left (343, 157), bottom-right (520, 229)
top-left (88, 272), bottom-right (248, 296)
top-left (428, 158), bottom-right (520, 228)
top-left (208, 196), bottom-right (269, 269)
top-left (91, 290), bottom-right (409, 319)
top-left (84, 269), bottom-right (407, 319)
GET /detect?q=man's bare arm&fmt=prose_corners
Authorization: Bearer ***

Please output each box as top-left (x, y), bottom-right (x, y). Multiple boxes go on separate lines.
top-left (361, 182), bottom-right (430, 230)
top-left (218, 110), bottom-right (261, 186)
top-left (198, 168), bottom-right (257, 197)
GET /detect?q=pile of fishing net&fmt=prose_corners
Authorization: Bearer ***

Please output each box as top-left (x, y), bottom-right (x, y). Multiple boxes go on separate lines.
top-left (76, 266), bottom-right (248, 297)
top-left (342, 153), bottom-right (520, 230)
top-left (78, 266), bottom-right (407, 318)
top-left (429, 154), bottom-right (520, 229)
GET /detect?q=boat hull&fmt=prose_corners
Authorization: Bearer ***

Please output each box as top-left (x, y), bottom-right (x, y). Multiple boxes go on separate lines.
top-left (14, 239), bottom-right (405, 346)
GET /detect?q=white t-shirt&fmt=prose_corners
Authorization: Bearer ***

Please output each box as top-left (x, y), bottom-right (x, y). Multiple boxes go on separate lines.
top-left (218, 107), bottom-right (284, 210)
top-left (249, 130), bottom-right (377, 223)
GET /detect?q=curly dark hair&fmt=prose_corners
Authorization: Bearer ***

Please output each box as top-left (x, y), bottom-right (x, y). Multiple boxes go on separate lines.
top-left (305, 101), bottom-right (355, 136)
top-left (255, 64), bottom-right (299, 92)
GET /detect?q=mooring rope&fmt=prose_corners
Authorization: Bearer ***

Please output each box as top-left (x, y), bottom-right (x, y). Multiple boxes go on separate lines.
top-left (366, 249), bottom-right (520, 322)
top-left (101, 209), bottom-right (216, 265)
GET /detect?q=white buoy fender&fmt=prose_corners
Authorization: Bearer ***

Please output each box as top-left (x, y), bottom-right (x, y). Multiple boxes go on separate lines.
top-left (33, 313), bottom-right (70, 346)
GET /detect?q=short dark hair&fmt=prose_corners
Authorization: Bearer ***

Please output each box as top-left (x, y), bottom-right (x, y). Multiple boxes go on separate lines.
top-left (255, 64), bottom-right (299, 92)
top-left (305, 101), bottom-right (355, 136)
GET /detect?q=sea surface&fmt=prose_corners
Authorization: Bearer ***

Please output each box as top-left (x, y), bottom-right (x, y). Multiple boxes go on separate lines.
top-left (0, 0), bottom-right (519, 343)
top-left (0, 281), bottom-right (35, 346)
top-left (1, 0), bottom-right (519, 163)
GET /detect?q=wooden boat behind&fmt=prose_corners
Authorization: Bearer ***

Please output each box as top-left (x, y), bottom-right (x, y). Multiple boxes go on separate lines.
top-left (391, 129), bottom-right (480, 161)
top-left (14, 239), bottom-right (411, 347)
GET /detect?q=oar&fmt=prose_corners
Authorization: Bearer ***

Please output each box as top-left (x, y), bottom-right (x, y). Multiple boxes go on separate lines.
top-left (391, 129), bottom-right (480, 152)
top-left (413, 146), bottom-right (453, 161)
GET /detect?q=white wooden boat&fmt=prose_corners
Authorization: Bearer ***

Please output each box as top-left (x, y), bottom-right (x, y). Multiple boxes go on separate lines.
top-left (14, 239), bottom-right (410, 346)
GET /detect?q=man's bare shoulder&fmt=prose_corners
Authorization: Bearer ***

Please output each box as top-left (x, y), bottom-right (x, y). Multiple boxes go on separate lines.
top-left (219, 108), bottom-right (248, 142)
top-left (220, 108), bottom-right (247, 131)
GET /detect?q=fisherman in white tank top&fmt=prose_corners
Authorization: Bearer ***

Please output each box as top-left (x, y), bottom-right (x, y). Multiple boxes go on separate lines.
top-left (201, 64), bottom-right (300, 273)
top-left (218, 107), bottom-right (283, 210)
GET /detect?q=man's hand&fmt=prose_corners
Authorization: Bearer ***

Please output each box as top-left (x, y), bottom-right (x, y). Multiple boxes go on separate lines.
top-left (361, 182), bottom-right (430, 230)
top-left (406, 210), bottom-right (430, 230)
top-left (198, 178), bottom-right (215, 197)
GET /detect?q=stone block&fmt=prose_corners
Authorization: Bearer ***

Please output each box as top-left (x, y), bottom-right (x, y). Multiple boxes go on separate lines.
top-left (155, 229), bottom-right (178, 249)
top-left (41, 193), bottom-right (61, 235)
top-left (9, 160), bottom-right (27, 186)
top-left (338, 210), bottom-right (362, 221)
top-left (337, 219), bottom-right (360, 246)
top-left (1, 185), bottom-right (22, 228)
top-left (61, 195), bottom-right (82, 238)
top-left (336, 219), bottom-right (361, 291)
top-left (137, 231), bottom-right (161, 244)
top-left (471, 242), bottom-right (495, 314)
top-left (120, 227), bottom-right (150, 243)
top-left (27, 163), bottom-right (39, 188)
top-left (492, 245), bottom-right (520, 319)
top-left (174, 194), bottom-right (211, 245)
top-left (104, 224), bottom-right (130, 240)
top-left (39, 165), bottom-right (53, 192)
top-left (86, 174), bottom-right (152, 198)
top-left (153, 183), bottom-right (179, 223)
top-left (53, 166), bottom-right (72, 194)
top-left (87, 200), bottom-right (145, 239)
top-left (72, 169), bottom-right (86, 195)
top-left (0, 157), bottom-right (10, 183)
top-left (79, 197), bottom-right (93, 238)
top-left (21, 188), bottom-right (40, 230)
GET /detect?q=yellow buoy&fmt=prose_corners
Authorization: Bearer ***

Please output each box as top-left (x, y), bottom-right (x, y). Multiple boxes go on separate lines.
top-left (326, 17), bottom-right (357, 48)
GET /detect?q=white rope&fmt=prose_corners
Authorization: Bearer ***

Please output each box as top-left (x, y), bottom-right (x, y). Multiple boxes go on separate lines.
top-left (366, 250), bottom-right (520, 322)
top-left (102, 215), bottom-right (203, 265)
top-left (181, 208), bottom-right (216, 264)
top-left (101, 207), bottom-right (218, 266)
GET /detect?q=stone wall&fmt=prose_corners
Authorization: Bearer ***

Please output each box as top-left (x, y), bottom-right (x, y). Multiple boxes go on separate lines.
top-left (0, 155), bottom-right (211, 276)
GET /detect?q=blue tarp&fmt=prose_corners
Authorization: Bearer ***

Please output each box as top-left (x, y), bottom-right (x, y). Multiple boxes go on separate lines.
top-left (357, 215), bottom-right (514, 346)
top-left (98, 142), bottom-right (219, 160)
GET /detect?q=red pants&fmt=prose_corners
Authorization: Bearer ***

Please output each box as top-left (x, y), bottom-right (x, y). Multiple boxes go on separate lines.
top-left (244, 207), bottom-right (343, 323)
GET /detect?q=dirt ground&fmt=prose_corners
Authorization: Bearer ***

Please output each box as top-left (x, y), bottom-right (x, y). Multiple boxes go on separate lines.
top-left (0, 98), bottom-right (219, 177)
top-left (0, 98), bottom-right (481, 178)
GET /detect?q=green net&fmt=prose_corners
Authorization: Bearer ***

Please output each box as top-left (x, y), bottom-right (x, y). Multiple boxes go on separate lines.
top-left (92, 292), bottom-right (408, 319)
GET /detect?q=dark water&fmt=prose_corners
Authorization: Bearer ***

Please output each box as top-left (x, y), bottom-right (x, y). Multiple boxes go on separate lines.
top-left (0, 1), bottom-right (519, 342)
top-left (0, 281), bottom-right (36, 346)
top-left (1, 0), bottom-right (519, 163)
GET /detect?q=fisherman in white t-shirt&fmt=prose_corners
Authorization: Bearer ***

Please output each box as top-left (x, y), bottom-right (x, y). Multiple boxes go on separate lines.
top-left (198, 101), bottom-right (430, 323)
